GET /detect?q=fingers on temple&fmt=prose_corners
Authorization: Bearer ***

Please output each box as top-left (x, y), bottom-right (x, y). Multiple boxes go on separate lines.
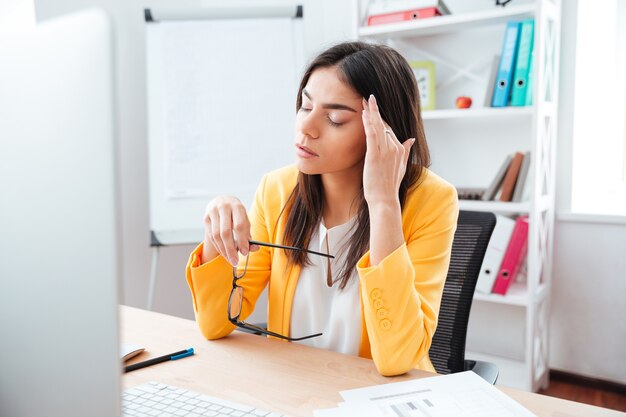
top-left (368, 95), bottom-right (386, 127)
top-left (362, 97), bottom-right (378, 149)
top-left (368, 94), bottom-right (379, 114)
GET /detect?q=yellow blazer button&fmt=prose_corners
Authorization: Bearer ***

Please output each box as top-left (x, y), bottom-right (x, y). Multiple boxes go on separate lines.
top-left (376, 308), bottom-right (388, 319)
top-left (373, 299), bottom-right (384, 309)
top-left (370, 288), bottom-right (382, 299)
top-left (380, 319), bottom-right (391, 331)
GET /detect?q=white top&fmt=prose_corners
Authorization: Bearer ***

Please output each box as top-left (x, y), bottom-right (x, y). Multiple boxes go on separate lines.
top-left (290, 217), bottom-right (362, 355)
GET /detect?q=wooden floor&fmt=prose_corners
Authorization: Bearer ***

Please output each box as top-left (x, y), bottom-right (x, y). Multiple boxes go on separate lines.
top-left (539, 376), bottom-right (626, 412)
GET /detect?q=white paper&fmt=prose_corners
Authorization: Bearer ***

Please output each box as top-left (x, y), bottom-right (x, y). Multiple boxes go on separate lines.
top-left (159, 18), bottom-right (301, 199)
top-left (314, 372), bottom-right (536, 417)
top-left (120, 343), bottom-right (145, 362)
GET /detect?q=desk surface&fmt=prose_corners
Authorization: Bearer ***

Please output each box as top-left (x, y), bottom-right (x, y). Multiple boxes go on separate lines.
top-left (121, 306), bottom-right (624, 417)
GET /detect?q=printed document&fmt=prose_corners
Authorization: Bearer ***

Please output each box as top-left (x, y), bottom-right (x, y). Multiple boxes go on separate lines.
top-left (314, 371), bottom-right (536, 417)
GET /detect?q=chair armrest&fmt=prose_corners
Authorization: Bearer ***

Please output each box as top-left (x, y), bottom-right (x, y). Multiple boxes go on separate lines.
top-left (465, 359), bottom-right (499, 385)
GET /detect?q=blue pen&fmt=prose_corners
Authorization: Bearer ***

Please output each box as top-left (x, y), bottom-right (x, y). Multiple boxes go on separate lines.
top-left (124, 348), bottom-right (194, 373)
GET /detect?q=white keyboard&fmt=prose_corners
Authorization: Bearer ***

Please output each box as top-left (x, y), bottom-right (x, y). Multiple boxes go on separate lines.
top-left (122, 381), bottom-right (285, 417)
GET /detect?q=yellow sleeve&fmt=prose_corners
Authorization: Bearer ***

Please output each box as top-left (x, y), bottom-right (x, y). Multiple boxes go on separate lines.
top-left (357, 182), bottom-right (458, 376)
top-left (186, 244), bottom-right (235, 339)
top-left (185, 174), bottom-right (273, 340)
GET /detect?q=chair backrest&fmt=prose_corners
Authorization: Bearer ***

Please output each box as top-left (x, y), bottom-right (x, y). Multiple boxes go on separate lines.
top-left (429, 210), bottom-right (496, 374)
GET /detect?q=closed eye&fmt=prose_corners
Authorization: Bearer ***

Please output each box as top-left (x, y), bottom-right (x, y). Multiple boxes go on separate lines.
top-left (327, 116), bottom-right (342, 127)
top-left (299, 106), bottom-right (343, 127)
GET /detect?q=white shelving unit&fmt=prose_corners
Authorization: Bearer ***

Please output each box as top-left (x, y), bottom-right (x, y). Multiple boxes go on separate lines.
top-left (356, 1), bottom-right (561, 392)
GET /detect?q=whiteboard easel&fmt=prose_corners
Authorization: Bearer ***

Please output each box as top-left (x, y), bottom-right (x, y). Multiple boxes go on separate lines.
top-left (144, 4), bottom-right (304, 310)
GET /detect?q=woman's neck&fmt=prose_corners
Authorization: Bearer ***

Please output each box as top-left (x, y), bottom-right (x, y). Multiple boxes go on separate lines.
top-left (320, 168), bottom-right (362, 228)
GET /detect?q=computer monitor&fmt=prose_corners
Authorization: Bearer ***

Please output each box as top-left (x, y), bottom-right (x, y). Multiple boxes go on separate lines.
top-left (0, 9), bottom-right (121, 417)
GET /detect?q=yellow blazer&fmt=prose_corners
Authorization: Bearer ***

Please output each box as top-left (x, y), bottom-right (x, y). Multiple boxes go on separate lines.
top-left (186, 165), bottom-right (458, 376)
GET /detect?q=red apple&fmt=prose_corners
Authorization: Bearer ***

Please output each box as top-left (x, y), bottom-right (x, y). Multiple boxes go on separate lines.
top-left (455, 96), bottom-right (472, 109)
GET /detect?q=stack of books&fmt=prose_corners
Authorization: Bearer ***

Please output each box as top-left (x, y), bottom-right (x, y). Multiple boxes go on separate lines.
top-left (481, 151), bottom-right (531, 203)
top-left (366, 0), bottom-right (451, 26)
top-left (456, 187), bottom-right (485, 200)
top-left (484, 19), bottom-right (535, 107)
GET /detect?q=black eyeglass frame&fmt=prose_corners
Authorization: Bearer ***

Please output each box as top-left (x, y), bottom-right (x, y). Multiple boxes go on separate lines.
top-left (227, 240), bottom-right (333, 341)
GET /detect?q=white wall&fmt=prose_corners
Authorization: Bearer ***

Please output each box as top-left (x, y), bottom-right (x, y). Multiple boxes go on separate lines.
top-left (550, 218), bottom-right (626, 384)
top-left (551, 0), bottom-right (626, 384)
top-left (35, 0), bottom-right (626, 386)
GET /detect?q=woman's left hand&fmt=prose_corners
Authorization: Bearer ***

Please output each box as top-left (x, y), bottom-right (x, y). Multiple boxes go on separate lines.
top-left (361, 94), bottom-right (415, 208)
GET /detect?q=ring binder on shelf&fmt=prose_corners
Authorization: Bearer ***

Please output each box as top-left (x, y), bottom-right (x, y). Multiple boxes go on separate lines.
top-left (492, 21), bottom-right (521, 107)
top-left (511, 19), bottom-right (535, 106)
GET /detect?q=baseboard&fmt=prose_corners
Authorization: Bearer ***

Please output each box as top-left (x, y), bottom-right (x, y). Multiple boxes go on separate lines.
top-left (550, 369), bottom-right (626, 395)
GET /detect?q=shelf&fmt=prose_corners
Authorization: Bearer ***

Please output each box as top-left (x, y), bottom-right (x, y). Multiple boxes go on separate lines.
top-left (474, 282), bottom-right (529, 307)
top-left (466, 351), bottom-right (528, 391)
top-left (422, 107), bottom-right (533, 120)
top-left (358, 4), bottom-right (535, 39)
top-left (459, 200), bottom-right (530, 214)
top-left (473, 282), bottom-right (549, 307)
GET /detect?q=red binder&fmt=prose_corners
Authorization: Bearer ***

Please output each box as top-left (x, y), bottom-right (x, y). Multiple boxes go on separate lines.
top-left (367, 7), bottom-right (441, 26)
top-left (492, 215), bottom-right (529, 295)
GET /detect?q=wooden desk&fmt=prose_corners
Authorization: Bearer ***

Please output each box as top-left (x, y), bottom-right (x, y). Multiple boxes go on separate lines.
top-left (121, 306), bottom-right (624, 417)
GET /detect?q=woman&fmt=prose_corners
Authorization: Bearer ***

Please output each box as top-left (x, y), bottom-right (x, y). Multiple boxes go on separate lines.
top-left (186, 41), bottom-right (458, 376)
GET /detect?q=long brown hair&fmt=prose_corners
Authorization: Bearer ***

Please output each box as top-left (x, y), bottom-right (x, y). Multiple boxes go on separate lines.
top-left (282, 41), bottom-right (430, 289)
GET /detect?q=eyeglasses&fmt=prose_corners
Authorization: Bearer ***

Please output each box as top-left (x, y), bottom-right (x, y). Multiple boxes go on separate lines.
top-left (228, 239), bottom-right (334, 341)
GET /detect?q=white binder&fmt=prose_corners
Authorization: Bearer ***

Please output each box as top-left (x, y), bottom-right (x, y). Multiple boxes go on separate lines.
top-left (476, 215), bottom-right (515, 294)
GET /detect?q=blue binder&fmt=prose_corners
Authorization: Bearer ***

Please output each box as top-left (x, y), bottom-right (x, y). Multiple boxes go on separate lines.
top-left (492, 21), bottom-right (521, 107)
top-left (525, 51), bottom-right (535, 106)
top-left (511, 19), bottom-right (535, 106)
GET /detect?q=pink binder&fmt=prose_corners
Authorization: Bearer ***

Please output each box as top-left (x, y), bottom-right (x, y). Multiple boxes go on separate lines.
top-left (492, 215), bottom-right (529, 295)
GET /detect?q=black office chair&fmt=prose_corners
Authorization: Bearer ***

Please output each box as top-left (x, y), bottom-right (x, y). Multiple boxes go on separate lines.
top-left (428, 210), bottom-right (499, 384)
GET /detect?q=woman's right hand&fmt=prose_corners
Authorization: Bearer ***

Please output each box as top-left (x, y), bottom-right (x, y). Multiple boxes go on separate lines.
top-left (201, 196), bottom-right (259, 266)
